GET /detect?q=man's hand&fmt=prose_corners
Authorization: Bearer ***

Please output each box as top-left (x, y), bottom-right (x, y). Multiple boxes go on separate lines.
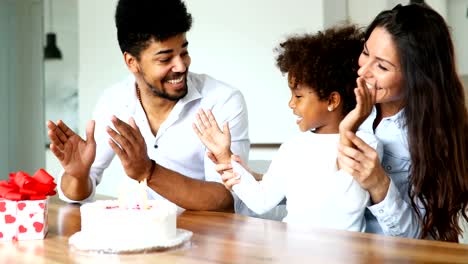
top-left (106, 115), bottom-right (154, 182)
top-left (47, 119), bottom-right (96, 179)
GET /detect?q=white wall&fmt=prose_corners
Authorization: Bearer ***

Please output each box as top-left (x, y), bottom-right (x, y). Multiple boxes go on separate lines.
top-left (348, 0), bottom-right (391, 27)
top-left (426, 0), bottom-right (447, 18)
top-left (43, 0), bottom-right (79, 141)
top-left (78, 0), bottom-right (126, 138)
top-left (323, 0), bottom-right (349, 27)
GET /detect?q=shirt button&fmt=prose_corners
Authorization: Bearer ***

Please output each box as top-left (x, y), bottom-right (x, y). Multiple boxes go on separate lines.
top-left (154, 145), bottom-right (158, 149)
top-left (379, 209), bottom-right (384, 214)
top-left (386, 165), bottom-right (392, 171)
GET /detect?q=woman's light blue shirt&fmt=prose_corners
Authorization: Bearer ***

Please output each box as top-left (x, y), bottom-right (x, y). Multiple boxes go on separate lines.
top-left (360, 107), bottom-right (422, 238)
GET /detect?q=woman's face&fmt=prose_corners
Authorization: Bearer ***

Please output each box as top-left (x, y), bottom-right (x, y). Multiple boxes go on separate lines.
top-left (358, 27), bottom-right (405, 115)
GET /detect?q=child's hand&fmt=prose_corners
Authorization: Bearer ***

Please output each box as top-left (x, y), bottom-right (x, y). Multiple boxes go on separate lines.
top-left (231, 155), bottom-right (262, 180)
top-left (193, 109), bottom-right (232, 163)
top-left (339, 77), bottom-right (376, 147)
top-left (213, 162), bottom-right (232, 175)
top-left (220, 155), bottom-right (248, 190)
top-left (221, 170), bottom-right (241, 191)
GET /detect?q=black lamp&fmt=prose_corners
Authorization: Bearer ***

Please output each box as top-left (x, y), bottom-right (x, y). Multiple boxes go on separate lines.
top-left (44, 0), bottom-right (62, 60)
top-left (44, 33), bottom-right (62, 59)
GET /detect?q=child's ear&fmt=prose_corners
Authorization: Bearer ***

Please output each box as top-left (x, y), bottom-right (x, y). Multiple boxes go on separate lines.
top-left (327, 92), bottom-right (341, 112)
top-left (124, 52), bottom-right (139, 73)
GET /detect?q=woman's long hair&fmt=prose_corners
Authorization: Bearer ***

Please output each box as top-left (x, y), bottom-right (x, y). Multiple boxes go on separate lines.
top-left (366, 4), bottom-right (468, 242)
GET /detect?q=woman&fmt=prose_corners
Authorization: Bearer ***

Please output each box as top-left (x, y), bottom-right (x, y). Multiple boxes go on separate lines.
top-left (338, 3), bottom-right (468, 242)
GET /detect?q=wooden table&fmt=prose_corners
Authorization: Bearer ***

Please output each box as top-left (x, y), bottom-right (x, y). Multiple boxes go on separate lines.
top-left (1, 197), bottom-right (468, 263)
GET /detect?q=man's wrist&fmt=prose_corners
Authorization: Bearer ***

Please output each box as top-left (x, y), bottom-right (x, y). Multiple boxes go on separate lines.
top-left (64, 169), bottom-right (90, 181)
top-left (144, 159), bottom-right (156, 183)
top-left (61, 172), bottom-right (93, 201)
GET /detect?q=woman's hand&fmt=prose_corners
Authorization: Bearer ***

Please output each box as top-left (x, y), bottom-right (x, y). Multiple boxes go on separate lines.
top-left (338, 131), bottom-right (390, 204)
top-left (193, 109), bottom-right (232, 164)
top-left (339, 77), bottom-right (376, 147)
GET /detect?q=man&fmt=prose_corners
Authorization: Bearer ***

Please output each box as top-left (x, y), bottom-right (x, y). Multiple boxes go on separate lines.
top-left (47, 0), bottom-right (249, 212)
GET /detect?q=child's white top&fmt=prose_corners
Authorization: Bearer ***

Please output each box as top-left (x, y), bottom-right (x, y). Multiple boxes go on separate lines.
top-left (232, 131), bottom-right (382, 232)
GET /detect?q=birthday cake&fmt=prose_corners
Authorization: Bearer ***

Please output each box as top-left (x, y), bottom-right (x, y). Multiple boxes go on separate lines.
top-left (69, 179), bottom-right (192, 253)
top-left (69, 199), bottom-right (193, 253)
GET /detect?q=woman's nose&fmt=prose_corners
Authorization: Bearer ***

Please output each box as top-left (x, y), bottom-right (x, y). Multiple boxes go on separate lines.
top-left (358, 60), bottom-right (372, 78)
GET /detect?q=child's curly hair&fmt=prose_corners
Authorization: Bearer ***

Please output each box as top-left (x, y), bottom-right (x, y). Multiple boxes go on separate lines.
top-left (275, 25), bottom-right (364, 115)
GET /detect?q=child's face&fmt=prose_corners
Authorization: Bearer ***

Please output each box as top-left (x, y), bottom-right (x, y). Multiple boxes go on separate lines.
top-left (288, 83), bottom-right (332, 133)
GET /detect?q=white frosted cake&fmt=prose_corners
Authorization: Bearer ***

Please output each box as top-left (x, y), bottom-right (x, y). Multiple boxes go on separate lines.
top-left (72, 199), bottom-right (178, 252)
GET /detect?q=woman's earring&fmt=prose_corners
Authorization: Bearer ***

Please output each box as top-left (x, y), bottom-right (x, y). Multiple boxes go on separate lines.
top-left (327, 106), bottom-right (333, 112)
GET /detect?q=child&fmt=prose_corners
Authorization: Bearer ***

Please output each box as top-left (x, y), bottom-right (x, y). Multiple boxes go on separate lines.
top-left (193, 25), bottom-right (382, 231)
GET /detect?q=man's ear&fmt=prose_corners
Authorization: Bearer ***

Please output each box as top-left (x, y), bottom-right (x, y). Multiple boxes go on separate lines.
top-left (327, 91), bottom-right (341, 112)
top-left (124, 52), bottom-right (139, 73)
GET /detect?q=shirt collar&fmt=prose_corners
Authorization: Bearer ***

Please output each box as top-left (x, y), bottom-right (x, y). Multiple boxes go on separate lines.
top-left (177, 72), bottom-right (202, 106)
top-left (369, 106), bottom-right (406, 129)
top-left (131, 73), bottom-right (203, 140)
top-left (384, 107), bottom-right (405, 128)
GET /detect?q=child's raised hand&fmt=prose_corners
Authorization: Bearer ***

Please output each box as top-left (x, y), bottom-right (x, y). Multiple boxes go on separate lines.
top-left (193, 109), bottom-right (232, 164)
top-left (339, 77), bottom-right (376, 147)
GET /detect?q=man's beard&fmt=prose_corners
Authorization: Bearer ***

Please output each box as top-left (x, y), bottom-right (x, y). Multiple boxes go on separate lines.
top-left (141, 72), bottom-right (188, 101)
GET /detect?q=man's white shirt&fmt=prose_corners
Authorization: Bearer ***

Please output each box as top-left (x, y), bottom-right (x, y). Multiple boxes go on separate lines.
top-left (58, 72), bottom-right (250, 204)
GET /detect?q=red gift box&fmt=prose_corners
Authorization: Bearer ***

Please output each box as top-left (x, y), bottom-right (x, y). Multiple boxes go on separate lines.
top-left (0, 169), bottom-right (56, 241)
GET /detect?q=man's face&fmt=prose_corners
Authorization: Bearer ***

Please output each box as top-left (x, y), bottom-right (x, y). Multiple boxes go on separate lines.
top-left (133, 33), bottom-right (191, 101)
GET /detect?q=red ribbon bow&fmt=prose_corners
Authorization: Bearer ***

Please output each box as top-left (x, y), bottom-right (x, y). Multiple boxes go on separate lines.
top-left (0, 169), bottom-right (57, 201)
